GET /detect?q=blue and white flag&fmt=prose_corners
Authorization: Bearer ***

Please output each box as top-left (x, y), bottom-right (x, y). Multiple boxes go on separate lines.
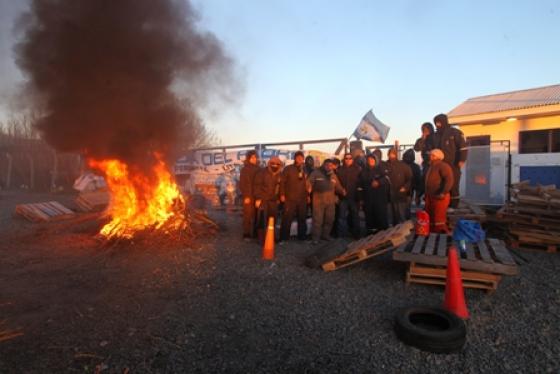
top-left (353, 109), bottom-right (390, 143)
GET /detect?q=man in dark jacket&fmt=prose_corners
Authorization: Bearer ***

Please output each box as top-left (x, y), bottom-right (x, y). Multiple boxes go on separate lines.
top-left (337, 153), bottom-right (362, 238)
top-left (433, 113), bottom-right (467, 209)
top-left (360, 154), bottom-right (390, 232)
top-left (425, 149), bottom-right (454, 233)
top-left (307, 159), bottom-right (345, 243)
top-left (239, 150), bottom-right (260, 239)
top-left (386, 148), bottom-right (412, 225)
top-left (254, 156), bottom-right (283, 240)
top-left (402, 148), bottom-right (423, 210)
top-left (279, 151), bottom-right (308, 242)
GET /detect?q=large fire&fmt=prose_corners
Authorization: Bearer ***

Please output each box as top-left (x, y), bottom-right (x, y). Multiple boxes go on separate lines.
top-left (88, 155), bottom-right (186, 239)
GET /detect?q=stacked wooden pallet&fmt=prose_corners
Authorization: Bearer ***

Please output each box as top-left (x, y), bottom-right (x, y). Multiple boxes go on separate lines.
top-left (393, 234), bottom-right (518, 292)
top-left (15, 201), bottom-right (75, 222)
top-left (75, 190), bottom-right (110, 212)
top-left (496, 181), bottom-right (560, 253)
top-left (447, 201), bottom-right (486, 230)
top-left (320, 221), bottom-right (414, 271)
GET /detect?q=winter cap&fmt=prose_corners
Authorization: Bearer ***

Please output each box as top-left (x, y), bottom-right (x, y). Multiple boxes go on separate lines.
top-left (433, 113), bottom-right (449, 127)
top-left (294, 150), bottom-right (305, 160)
top-left (421, 122), bottom-right (434, 133)
top-left (387, 147), bottom-right (398, 157)
top-left (269, 156), bottom-right (282, 166)
top-left (245, 150), bottom-right (257, 160)
top-left (430, 149), bottom-right (444, 160)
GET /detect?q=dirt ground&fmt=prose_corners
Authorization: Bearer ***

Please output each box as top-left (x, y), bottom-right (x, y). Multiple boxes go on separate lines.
top-left (0, 191), bottom-right (559, 373)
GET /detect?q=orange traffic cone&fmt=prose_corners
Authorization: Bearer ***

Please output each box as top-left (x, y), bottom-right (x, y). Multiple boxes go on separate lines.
top-left (262, 216), bottom-right (275, 260)
top-left (443, 246), bottom-right (469, 319)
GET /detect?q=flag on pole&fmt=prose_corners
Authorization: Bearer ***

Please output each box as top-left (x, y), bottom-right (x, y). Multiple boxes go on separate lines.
top-left (353, 109), bottom-right (390, 143)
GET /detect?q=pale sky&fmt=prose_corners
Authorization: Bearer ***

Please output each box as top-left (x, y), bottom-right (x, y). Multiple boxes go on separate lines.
top-left (1, 0), bottom-right (559, 149)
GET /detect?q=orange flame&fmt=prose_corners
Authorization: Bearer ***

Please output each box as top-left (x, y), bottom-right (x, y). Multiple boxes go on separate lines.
top-left (88, 156), bottom-right (186, 239)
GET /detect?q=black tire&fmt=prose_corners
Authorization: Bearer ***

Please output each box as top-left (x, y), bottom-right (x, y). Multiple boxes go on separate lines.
top-left (394, 306), bottom-right (466, 353)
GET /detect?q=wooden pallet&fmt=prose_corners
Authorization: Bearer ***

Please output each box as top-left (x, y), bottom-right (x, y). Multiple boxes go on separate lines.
top-left (393, 234), bottom-right (518, 276)
top-left (500, 203), bottom-right (560, 219)
top-left (508, 239), bottom-right (557, 253)
top-left (305, 239), bottom-right (350, 269)
top-left (321, 221), bottom-right (414, 272)
top-left (15, 201), bottom-right (75, 222)
top-left (495, 210), bottom-right (560, 230)
top-left (75, 191), bottom-right (110, 212)
top-left (448, 201), bottom-right (486, 229)
top-left (406, 262), bottom-right (501, 292)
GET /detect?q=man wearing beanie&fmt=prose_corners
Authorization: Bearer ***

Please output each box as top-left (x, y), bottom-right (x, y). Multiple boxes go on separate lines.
top-left (279, 151), bottom-right (308, 242)
top-left (433, 113), bottom-right (468, 209)
top-left (425, 149), bottom-right (454, 233)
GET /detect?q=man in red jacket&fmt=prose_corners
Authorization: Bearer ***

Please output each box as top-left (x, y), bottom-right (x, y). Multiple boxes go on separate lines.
top-left (424, 149), bottom-right (454, 233)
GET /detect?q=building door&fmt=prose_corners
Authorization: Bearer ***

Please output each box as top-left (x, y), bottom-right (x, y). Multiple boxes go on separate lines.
top-left (465, 136), bottom-right (491, 203)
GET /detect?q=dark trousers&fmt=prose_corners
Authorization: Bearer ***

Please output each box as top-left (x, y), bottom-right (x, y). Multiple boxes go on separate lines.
top-left (364, 199), bottom-right (388, 232)
top-left (450, 165), bottom-right (461, 208)
top-left (312, 198), bottom-right (335, 241)
top-left (242, 198), bottom-right (256, 237)
top-left (257, 200), bottom-right (279, 243)
top-left (390, 200), bottom-right (408, 225)
top-left (338, 199), bottom-right (360, 238)
top-left (280, 199), bottom-right (307, 240)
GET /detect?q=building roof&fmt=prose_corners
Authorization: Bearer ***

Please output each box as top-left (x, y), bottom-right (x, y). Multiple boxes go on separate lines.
top-left (448, 84), bottom-right (560, 117)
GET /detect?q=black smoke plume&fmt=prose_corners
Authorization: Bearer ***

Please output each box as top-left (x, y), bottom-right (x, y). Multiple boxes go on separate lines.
top-left (15, 0), bottom-right (237, 168)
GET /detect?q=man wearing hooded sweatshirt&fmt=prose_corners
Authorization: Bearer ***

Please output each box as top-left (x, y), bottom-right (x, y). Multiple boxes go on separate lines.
top-left (402, 148), bottom-right (423, 210)
top-left (360, 153), bottom-right (390, 232)
top-left (307, 159), bottom-right (345, 243)
top-left (279, 151), bottom-right (308, 242)
top-left (239, 150), bottom-right (260, 239)
top-left (386, 148), bottom-right (412, 225)
top-left (425, 149), bottom-right (454, 233)
top-left (254, 156), bottom-right (283, 240)
top-left (433, 113), bottom-right (468, 209)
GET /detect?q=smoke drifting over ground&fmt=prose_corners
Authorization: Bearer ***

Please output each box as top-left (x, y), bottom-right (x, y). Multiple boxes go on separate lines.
top-left (15, 0), bottom-right (238, 166)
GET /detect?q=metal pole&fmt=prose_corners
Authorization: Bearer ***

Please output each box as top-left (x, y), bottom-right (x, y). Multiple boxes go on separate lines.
top-left (27, 153), bottom-right (34, 190)
top-left (5, 153), bottom-right (12, 189)
top-left (51, 150), bottom-right (58, 191)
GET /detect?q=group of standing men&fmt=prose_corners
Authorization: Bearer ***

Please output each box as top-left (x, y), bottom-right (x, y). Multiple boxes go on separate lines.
top-left (239, 113), bottom-right (467, 243)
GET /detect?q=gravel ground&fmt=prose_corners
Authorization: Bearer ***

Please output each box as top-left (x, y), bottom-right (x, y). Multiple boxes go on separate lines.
top-left (0, 191), bottom-right (559, 373)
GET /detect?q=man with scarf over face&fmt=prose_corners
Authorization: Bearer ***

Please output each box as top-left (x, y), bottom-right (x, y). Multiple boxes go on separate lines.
top-left (239, 150), bottom-right (260, 240)
top-left (432, 113), bottom-right (468, 209)
top-left (360, 153), bottom-right (390, 233)
top-left (386, 148), bottom-right (412, 225)
top-left (307, 159), bottom-right (345, 244)
top-left (254, 156), bottom-right (283, 241)
top-left (279, 151), bottom-right (308, 242)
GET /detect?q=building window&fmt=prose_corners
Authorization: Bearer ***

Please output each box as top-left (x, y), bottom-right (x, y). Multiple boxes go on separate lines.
top-left (519, 129), bottom-right (560, 154)
top-left (552, 129), bottom-right (560, 153)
